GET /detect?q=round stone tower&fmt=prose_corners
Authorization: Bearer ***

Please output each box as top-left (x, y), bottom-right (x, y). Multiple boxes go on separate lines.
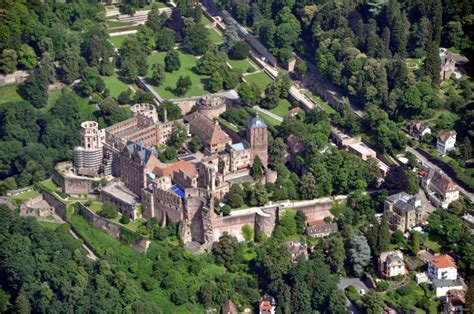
top-left (247, 112), bottom-right (269, 165)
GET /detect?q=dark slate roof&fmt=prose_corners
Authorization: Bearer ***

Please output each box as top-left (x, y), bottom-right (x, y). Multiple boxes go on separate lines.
top-left (125, 141), bottom-right (156, 164)
top-left (248, 112), bottom-right (267, 129)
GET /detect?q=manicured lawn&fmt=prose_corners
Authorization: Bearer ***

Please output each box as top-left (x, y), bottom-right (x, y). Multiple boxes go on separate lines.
top-left (40, 178), bottom-right (60, 191)
top-left (228, 58), bottom-right (255, 73)
top-left (244, 71), bottom-right (273, 89)
top-left (109, 34), bottom-right (129, 48)
top-left (209, 28), bottom-right (223, 44)
top-left (423, 234), bottom-right (441, 253)
top-left (146, 49), bottom-right (210, 99)
top-left (12, 190), bottom-right (40, 202)
top-left (248, 108), bottom-right (280, 126)
top-left (107, 20), bottom-right (133, 28)
top-left (0, 84), bottom-right (22, 105)
top-left (102, 71), bottom-right (131, 98)
top-left (89, 202), bottom-right (103, 213)
top-left (270, 99), bottom-right (292, 117)
top-left (200, 15), bottom-right (213, 26)
top-left (41, 88), bottom-right (63, 112)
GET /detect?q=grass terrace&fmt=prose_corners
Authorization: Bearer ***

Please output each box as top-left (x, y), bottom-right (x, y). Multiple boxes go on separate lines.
top-left (228, 58), bottom-right (258, 73)
top-left (270, 99), bottom-right (292, 117)
top-left (146, 49), bottom-right (210, 99)
top-left (12, 190), bottom-right (40, 202)
top-left (243, 71), bottom-right (273, 89)
top-left (102, 71), bottom-right (132, 98)
top-left (0, 84), bottom-right (22, 104)
top-left (107, 20), bottom-right (133, 28)
top-left (109, 34), bottom-right (129, 49)
top-left (200, 15), bottom-right (213, 26)
top-left (209, 28), bottom-right (223, 44)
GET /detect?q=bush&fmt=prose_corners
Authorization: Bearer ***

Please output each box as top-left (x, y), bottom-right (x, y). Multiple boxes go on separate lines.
top-left (100, 63), bottom-right (115, 76)
top-left (229, 41), bottom-right (250, 60)
top-left (120, 214), bottom-right (130, 224)
top-left (98, 202), bottom-right (117, 219)
top-left (345, 286), bottom-right (361, 303)
top-left (247, 66), bottom-right (256, 73)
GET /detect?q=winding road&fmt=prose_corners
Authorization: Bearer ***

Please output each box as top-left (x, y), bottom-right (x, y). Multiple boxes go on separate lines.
top-left (406, 146), bottom-right (474, 202)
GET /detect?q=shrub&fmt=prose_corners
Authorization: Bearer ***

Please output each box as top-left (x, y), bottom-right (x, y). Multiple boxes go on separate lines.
top-left (120, 214), bottom-right (130, 224)
top-left (345, 286), bottom-right (361, 303)
top-left (98, 202), bottom-right (117, 219)
top-left (100, 63), bottom-right (115, 76)
top-left (247, 66), bottom-right (256, 73)
top-left (229, 41), bottom-right (250, 60)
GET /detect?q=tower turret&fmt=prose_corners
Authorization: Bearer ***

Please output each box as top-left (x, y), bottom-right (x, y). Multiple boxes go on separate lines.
top-left (247, 112), bottom-right (268, 165)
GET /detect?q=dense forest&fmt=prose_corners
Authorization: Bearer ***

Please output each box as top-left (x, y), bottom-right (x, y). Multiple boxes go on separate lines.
top-left (217, 0), bottom-right (473, 154)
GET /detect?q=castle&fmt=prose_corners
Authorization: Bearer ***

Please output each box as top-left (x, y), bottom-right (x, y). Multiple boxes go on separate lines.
top-left (57, 97), bottom-right (333, 251)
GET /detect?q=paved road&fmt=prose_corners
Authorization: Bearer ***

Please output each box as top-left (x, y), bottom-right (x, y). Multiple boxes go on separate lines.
top-left (337, 278), bottom-right (368, 314)
top-left (253, 106), bottom-right (283, 123)
top-left (406, 146), bottom-right (474, 202)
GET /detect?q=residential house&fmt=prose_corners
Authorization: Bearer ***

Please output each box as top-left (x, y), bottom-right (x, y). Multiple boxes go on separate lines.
top-left (379, 250), bottom-right (406, 278)
top-left (441, 290), bottom-right (466, 313)
top-left (421, 169), bottom-right (459, 209)
top-left (462, 214), bottom-right (474, 234)
top-left (408, 121), bottom-right (431, 140)
top-left (259, 295), bottom-right (276, 314)
top-left (437, 131), bottom-right (456, 156)
top-left (221, 300), bottom-right (237, 314)
top-left (440, 51), bottom-right (469, 81)
top-left (428, 254), bottom-right (463, 298)
top-left (384, 192), bottom-right (423, 232)
top-left (287, 241), bottom-right (309, 263)
top-left (306, 221), bottom-right (338, 238)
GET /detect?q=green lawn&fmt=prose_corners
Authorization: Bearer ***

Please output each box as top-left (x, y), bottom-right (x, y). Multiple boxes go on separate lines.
top-left (146, 49), bottom-right (210, 99)
top-left (423, 234), bottom-right (441, 253)
top-left (200, 15), bottom-right (213, 26)
top-left (228, 58), bottom-right (256, 73)
top-left (12, 190), bottom-right (40, 202)
top-left (248, 108), bottom-right (280, 126)
top-left (107, 20), bottom-right (133, 28)
top-left (39, 221), bottom-right (61, 230)
top-left (0, 84), bottom-right (22, 105)
top-left (102, 71), bottom-right (131, 98)
top-left (209, 28), bottom-right (223, 44)
top-left (244, 71), bottom-right (273, 89)
top-left (40, 178), bottom-right (60, 191)
top-left (109, 34), bottom-right (129, 48)
top-left (270, 99), bottom-right (292, 117)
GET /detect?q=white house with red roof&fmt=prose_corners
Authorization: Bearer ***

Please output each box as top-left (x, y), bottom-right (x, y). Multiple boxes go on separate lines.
top-left (437, 130), bottom-right (456, 156)
top-left (259, 295), bottom-right (276, 314)
top-left (428, 254), bottom-right (457, 281)
top-left (427, 254), bottom-right (464, 298)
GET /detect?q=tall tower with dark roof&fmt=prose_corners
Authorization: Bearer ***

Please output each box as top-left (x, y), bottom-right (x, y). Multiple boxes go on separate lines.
top-left (247, 112), bottom-right (268, 165)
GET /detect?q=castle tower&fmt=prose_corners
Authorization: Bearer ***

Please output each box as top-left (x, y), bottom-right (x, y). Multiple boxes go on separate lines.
top-left (80, 121), bottom-right (103, 149)
top-left (74, 121), bottom-right (105, 175)
top-left (247, 112), bottom-right (268, 165)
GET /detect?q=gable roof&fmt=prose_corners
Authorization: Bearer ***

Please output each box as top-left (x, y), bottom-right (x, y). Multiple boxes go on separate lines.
top-left (438, 130), bottom-right (457, 143)
top-left (185, 112), bottom-right (231, 146)
top-left (409, 121), bottom-right (430, 133)
top-left (124, 141), bottom-right (156, 164)
top-left (429, 170), bottom-right (458, 193)
top-left (429, 254), bottom-right (456, 269)
top-left (153, 160), bottom-right (198, 178)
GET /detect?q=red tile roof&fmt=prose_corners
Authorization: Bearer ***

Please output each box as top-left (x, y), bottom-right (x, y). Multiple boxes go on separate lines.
top-left (153, 160), bottom-right (198, 178)
top-left (429, 254), bottom-right (456, 269)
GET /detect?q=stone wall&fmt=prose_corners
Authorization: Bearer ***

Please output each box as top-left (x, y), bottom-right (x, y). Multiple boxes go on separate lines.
top-left (53, 163), bottom-right (95, 195)
top-left (212, 212), bottom-right (257, 241)
top-left (77, 202), bottom-right (121, 239)
top-left (208, 196), bottom-right (344, 244)
top-left (40, 190), bottom-right (68, 220)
